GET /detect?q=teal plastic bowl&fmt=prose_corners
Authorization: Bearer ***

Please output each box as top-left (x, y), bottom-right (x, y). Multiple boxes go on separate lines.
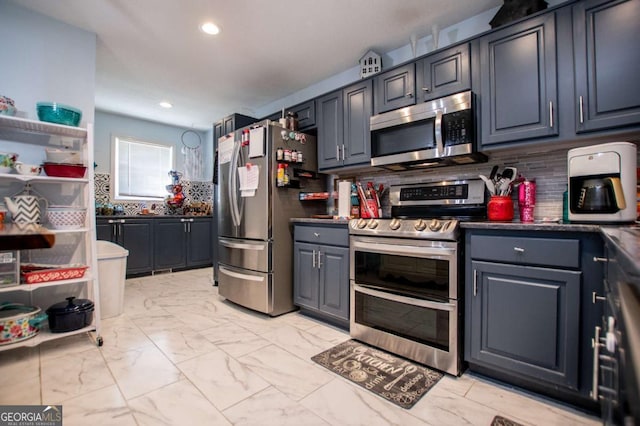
top-left (36, 102), bottom-right (82, 126)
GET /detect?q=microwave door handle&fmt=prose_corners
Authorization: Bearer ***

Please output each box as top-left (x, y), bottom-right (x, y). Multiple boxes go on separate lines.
top-left (434, 110), bottom-right (444, 154)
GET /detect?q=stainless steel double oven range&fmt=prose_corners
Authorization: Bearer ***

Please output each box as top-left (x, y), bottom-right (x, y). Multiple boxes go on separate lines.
top-left (349, 179), bottom-right (486, 376)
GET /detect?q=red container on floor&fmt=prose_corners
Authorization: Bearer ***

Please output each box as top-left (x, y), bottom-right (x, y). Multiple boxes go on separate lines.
top-left (487, 196), bottom-right (514, 221)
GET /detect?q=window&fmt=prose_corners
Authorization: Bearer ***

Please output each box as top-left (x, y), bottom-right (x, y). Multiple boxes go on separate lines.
top-left (112, 136), bottom-right (173, 201)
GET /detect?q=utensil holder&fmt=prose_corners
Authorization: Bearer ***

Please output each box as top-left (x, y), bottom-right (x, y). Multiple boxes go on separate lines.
top-left (487, 196), bottom-right (514, 221)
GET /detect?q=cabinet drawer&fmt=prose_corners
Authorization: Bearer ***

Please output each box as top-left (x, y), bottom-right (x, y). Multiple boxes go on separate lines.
top-left (294, 225), bottom-right (348, 246)
top-left (470, 235), bottom-right (580, 268)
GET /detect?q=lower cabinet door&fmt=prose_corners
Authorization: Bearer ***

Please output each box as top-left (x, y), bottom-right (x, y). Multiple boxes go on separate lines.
top-left (153, 220), bottom-right (186, 270)
top-left (468, 260), bottom-right (581, 390)
top-left (293, 242), bottom-right (320, 309)
top-left (318, 245), bottom-right (349, 320)
top-left (187, 218), bottom-right (213, 267)
top-left (120, 220), bottom-right (154, 274)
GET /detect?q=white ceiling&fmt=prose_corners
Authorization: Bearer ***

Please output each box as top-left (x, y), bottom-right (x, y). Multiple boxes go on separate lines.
top-left (12, 0), bottom-right (502, 130)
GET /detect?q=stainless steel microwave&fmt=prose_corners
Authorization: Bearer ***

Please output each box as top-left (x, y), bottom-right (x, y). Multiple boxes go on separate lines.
top-left (370, 91), bottom-right (487, 170)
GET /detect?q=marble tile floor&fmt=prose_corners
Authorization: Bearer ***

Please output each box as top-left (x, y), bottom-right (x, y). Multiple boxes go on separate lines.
top-left (0, 267), bottom-right (601, 425)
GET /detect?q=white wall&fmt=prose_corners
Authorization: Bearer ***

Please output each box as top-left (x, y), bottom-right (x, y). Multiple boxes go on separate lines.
top-left (94, 110), bottom-right (210, 181)
top-left (254, 0), bottom-right (568, 117)
top-left (0, 0), bottom-right (96, 126)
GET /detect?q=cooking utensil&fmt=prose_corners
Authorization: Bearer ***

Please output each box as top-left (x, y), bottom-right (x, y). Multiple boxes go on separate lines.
top-left (43, 163), bottom-right (87, 178)
top-left (0, 302), bottom-right (47, 345)
top-left (479, 174), bottom-right (495, 195)
top-left (37, 102), bottom-right (82, 126)
top-left (46, 297), bottom-right (94, 333)
top-left (489, 165), bottom-right (499, 180)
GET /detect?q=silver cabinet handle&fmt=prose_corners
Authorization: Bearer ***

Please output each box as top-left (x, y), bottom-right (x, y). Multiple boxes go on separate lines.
top-left (336, 145), bottom-right (340, 161)
top-left (314, 232), bottom-right (319, 237)
top-left (473, 270), bottom-right (478, 296)
top-left (421, 87), bottom-right (430, 92)
top-left (341, 144), bottom-right (345, 161)
top-left (593, 257), bottom-right (608, 263)
top-left (549, 101), bottom-right (554, 128)
top-left (120, 219), bottom-right (126, 223)
top-left (107, 219), bottom-right (115, 224)
top-left (513, 247), bottom-right (525, 253)
top-left (591, 326), bottom-right (602, 400)
top-left (592, 291), bottom-right (606, 304)
top-left (312, 249), bottom-right (316, 268)
top-left (317, 251), bottom-right (323, 269)
top-left (405, 93), bottom-right (413, 98)
top-left (579, 96), bottom-right (584, 124)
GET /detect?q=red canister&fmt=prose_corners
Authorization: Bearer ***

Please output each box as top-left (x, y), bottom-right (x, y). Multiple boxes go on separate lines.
top-left (487, 196), bottom-right (514, 221)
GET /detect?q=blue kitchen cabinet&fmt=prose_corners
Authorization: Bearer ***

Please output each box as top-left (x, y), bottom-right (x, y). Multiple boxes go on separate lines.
top-left (293, 223), bottom-right (350, 329)
top-left (97, 217), bottom-right (154, 276)
top-left (572, 0), bottom-right (640, 133)
top-left (317, 80), bottom-right (372, 171)
top-left (373, 63), bottom-right (416, 114)
top-left (261, 99), bottom-right (316, 130)
top-left (154, 217), bottom-right (213, 271)
top-left (478, 12), bottom-right (558, 146)
top-left (415, 43), bottom-right (471, 102)
top-left (465, 228), bottom-right (604, 411)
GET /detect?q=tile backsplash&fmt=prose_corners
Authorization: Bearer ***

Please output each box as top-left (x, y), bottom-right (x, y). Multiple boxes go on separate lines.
top-left (353, 143), bottom-right (640, 221)
top-left (94, 173), bottom-right (213, 215)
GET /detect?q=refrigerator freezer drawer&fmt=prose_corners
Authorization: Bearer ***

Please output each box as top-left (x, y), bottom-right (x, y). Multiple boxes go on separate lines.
top-left (218, 264), bottom-right (272, 314)
top-left (218, 237), bottom-right (270, 272)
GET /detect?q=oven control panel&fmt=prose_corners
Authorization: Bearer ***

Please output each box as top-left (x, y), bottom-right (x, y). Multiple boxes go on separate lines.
top-left (390, 179), bottom-right (485, 206)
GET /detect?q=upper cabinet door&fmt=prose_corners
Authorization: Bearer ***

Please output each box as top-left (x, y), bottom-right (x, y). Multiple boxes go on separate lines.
top-left (343, 80), bottom-right (373, 167)
top-left (317, 90), bottom-right (344, 170)
top-left (479, 13), bottom-right (558, 146)
top-left (290, 100), bottom-right (316, 130)
top-left (416, 43), bottom-right (471, 102)
top-left (573, 0), bottom-right (640, 132)
top-left (374, 63), bottom-right (416, 114)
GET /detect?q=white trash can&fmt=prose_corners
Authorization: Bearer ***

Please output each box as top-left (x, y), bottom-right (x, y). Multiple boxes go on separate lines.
top-left (96, 240), bottom-right (129, 319)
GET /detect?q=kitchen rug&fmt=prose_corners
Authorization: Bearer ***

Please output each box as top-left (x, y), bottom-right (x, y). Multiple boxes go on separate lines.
top-left (311, 339), bottom-right (443, 409)
top-left (491, 415), bottom-right (525, 426)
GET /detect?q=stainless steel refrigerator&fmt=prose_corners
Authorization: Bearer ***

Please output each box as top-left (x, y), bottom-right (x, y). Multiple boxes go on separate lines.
top-left (217, 121), bottom-right (323, 316)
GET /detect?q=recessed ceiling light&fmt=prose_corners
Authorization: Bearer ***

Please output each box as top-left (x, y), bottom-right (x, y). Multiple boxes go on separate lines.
top-left (159, 101), bottom-right (172, 109)
top-left (200, 22), bottom-right (220, 35)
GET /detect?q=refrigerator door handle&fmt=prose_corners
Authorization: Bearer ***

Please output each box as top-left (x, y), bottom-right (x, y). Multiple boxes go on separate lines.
top-left (229, 139), bottom-right (241, 227)
top-left (219, 265), bottom-right (265, 282)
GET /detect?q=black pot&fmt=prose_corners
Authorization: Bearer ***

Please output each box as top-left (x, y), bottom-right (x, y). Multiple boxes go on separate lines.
top-left (46, 297), bottom-right (94, 333)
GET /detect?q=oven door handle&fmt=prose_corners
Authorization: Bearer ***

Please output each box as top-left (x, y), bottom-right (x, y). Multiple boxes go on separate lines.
top-left (354, 283), bottom-right (455, 311)
top-left (351, 240), bottom-right (456, 259)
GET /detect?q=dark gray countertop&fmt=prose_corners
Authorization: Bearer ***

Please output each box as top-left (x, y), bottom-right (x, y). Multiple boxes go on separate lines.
top-left (290, 218), bottom-right (349, 225)
top-left (600, 226), bottom-right (640, 277)
top-left (460, 221), bottom-right (601, 233)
